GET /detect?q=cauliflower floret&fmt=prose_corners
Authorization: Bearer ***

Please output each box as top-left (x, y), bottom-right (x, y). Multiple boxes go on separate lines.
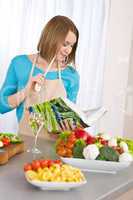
top-left (0, 141), bottom-right (4, 147)
top-left (108, 138), bottom-right (117, 147)
top-left (83, 144), bottom-right (99, 160)
top-left (119, 141), bottom-right (128, 152)
top-left (119, 152), bottom-right (133, 162)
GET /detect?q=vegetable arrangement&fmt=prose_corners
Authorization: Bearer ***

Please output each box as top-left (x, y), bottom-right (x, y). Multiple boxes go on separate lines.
top-left (0, 133), bottom-right (23, 148)
top-left (56, 129), bottom-right (133, 163)
top-left (24, 159), bottom-right (85, 182)
top-left (31, 98), bottom-right (88, 133)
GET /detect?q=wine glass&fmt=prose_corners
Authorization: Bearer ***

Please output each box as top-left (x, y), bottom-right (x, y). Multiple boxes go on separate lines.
top-left (28, 112), bottom-right (44, 155)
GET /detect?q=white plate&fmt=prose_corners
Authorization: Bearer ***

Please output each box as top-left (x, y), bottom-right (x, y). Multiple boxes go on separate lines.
top-left (25, 176), bottom-right (87, 191)
top-left (60, 157), bottom-right (131, 174)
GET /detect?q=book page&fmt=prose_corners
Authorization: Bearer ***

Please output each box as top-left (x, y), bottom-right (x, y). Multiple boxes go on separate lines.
top-left (62, 97), bottom-right (107, 126)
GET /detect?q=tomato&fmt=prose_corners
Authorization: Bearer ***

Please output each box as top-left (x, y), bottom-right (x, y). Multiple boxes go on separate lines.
top-left (68, 133), bottom-right (76, 143)
top-left (31, 160), bottom-right (41, 170)
top-left (74, 128), bottom-right (88, 141)
top-left (86, 136), bottom-right (96, 144)
top-left (100, 139), bottom-right (108, 145)
top-left (47, 160), bottom-right (54, 167)
top-left (57, 148), bottom-right (67, 157)
top-left (65, 142), bottom-right (74, 149)
top-left (67, 139), bottom-right (76, 145)
top-left (40, 160), bottom-right (49, 168)
top-left (58, 140), bottom-right (66, 147)
top-left (97, 137), bottom-right (108, 146)
top-left (113, 146), bottom-right (124, 154)
top-left (65, 148), bottom-right (73, 157)
top-left (97, 136), bottom-right (103, 141)
top-left (2, 137), bottom-right (10, 146)
top-left (54, 160), bottom-right (62, 165)
top-left (24, 163), bottom-right (32, 171)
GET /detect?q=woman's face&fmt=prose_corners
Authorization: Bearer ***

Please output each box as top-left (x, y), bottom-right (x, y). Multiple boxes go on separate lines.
top-left (56, 31), bottom-right (77, 64)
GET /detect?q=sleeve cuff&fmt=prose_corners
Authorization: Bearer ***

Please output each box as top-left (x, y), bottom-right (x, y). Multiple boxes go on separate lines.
top-left (0, 95), bottom-right (14, 114)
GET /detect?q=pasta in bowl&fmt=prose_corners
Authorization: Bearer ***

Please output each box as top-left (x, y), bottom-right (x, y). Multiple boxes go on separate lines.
top-left (24, 159), bottom-right (87, 190)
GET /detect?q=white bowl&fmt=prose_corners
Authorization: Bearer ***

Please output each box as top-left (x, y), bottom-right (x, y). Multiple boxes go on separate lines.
top-left (60, 157), bottom-right (131, 174)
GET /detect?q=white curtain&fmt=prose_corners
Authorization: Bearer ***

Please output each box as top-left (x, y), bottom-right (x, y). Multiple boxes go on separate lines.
top-left (0, 0), bottom-right (110, 133)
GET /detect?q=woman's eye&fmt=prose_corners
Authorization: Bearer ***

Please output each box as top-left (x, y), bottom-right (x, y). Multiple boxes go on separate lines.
top-left (63, 43), bottom-right (73, 48)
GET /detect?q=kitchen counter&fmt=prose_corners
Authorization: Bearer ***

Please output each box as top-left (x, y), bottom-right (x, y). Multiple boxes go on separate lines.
top-left (0, 135), bottom-right (133, 200)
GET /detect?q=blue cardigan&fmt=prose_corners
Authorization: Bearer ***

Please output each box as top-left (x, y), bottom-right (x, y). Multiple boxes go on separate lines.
top-left (0, 55), bottom-right (80, 121)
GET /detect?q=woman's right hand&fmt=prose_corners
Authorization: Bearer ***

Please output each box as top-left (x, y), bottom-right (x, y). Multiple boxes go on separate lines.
top-left (24, 74), bottom-right (44, 96)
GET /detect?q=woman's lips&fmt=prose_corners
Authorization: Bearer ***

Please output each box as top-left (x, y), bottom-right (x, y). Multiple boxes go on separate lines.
top-left (58, 54), bottom-right (66, 61)
top-left (57, 54), bottom-right (68, 64)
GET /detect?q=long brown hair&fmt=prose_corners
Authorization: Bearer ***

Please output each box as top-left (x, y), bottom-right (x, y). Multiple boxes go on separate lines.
top-left (37, 15), bottom-right (79, 65)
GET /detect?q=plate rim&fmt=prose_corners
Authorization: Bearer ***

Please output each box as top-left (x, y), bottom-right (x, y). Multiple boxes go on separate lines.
top-left (60, 156), bottom-right (131, 174)
top-left (60, 156), bottom-right (131, 166)
top-left (25, 175), bottom-right (87, 190)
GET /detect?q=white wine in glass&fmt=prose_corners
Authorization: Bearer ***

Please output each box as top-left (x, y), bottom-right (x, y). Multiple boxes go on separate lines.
top-left (28, 112), bottom-right (44, 154)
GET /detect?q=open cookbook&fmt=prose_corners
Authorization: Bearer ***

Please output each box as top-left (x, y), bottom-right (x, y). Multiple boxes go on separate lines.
top-left (32, 97), bottom-right (107, 133)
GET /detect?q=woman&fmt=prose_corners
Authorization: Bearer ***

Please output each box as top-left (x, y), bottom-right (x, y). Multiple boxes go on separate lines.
top-left (0, 15), bottom-right (80, 135)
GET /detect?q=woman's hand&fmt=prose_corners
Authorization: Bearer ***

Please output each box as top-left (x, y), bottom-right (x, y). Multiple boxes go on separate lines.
top-left (7, 74), bottom-right (44, 109)
top-left (25, 74), bottom-right (44, 96)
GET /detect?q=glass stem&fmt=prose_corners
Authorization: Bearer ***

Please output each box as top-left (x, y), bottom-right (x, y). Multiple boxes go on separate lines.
top-left (34, 123), bottom-right (43, 148)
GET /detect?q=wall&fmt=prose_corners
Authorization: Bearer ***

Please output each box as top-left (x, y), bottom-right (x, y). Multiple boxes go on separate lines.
top-left (99, 0), bottom-right (133, 137)
top-left (123, 32), bottom-right (133, 138)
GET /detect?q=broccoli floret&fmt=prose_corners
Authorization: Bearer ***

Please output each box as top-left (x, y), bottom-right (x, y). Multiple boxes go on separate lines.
top-left (73, 139), bottom-right (86, 158)
top-left (99, 146), bottom-right (119, 162)
top-left (96, 154), bottom-right (107, 161)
